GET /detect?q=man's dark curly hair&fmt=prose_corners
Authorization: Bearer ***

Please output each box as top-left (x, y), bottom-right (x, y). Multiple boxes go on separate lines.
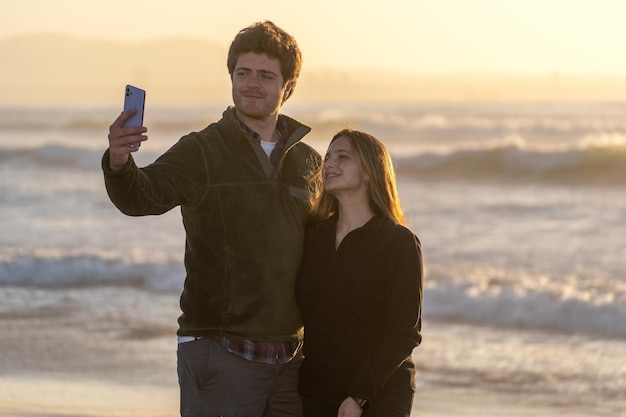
top-left (227, 21), bottom-right (302, 101)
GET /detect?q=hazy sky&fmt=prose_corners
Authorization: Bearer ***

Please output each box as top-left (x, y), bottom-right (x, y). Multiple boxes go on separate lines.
top-left (2, 0), bottom-right (626, 74)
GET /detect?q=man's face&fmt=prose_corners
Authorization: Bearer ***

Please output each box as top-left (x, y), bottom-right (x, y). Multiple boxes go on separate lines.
top-left (232, 52), bottom-right (291, 121)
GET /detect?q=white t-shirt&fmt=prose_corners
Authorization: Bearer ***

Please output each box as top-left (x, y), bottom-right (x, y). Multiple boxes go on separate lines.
top-left (260, 140), bottom-right (277, 158)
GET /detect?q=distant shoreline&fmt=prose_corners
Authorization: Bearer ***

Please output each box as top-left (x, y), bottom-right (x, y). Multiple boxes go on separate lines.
top-left (2, 34), bottom-right (626, 104)
top-left (3, 72), bottom-right (626, 105)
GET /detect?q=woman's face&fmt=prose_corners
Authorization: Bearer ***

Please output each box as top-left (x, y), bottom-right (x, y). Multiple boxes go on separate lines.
top-left (322, 136), bottom-right (369, 196)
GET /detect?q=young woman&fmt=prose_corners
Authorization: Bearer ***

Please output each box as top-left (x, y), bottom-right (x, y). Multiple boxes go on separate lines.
top-left (296, 129), bottom-right (424, 417)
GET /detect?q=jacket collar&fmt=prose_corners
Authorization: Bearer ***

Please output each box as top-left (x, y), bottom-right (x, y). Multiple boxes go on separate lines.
top-left (317, 212), bottom-right (391, 234)
top-left (223, 106), bottom-right (311, 149)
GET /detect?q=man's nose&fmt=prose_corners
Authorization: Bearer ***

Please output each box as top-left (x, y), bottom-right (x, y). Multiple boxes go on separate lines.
top-left (246, 73), bottom-right (262, 86)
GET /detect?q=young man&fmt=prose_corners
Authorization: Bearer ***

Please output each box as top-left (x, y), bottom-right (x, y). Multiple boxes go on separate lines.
top-left (103, 21), bottom-right (321, 417)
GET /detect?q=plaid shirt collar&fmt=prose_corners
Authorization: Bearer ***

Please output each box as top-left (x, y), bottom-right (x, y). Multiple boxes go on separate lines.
top-left (235, 112), bottom-right (289, 166)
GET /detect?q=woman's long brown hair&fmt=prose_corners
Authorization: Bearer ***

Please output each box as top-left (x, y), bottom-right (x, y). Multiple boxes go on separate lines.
top-left (309, 128), bottom-right (407, 227)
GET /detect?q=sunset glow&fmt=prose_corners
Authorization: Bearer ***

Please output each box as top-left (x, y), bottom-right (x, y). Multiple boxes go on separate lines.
top-left (2, 0), bottom-right (626, 74)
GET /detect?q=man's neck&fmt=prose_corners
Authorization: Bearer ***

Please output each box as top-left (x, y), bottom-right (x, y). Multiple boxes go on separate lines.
top-left (235, 109), bottom-right (279, 142)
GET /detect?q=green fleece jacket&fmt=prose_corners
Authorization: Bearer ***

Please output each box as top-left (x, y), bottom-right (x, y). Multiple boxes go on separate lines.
top-left (102, 107), bottom-right (321, 342)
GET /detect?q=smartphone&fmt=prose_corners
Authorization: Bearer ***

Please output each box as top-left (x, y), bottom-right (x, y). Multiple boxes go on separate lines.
top-left (122, 84), bottom-right (146, 147)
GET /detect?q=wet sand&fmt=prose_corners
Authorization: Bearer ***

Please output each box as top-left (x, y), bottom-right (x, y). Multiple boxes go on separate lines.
top-left (0, 287), bottom-right (602, 417)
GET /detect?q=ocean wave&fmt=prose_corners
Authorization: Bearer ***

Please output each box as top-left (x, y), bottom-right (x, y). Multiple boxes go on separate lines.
top-left (0, 104), bottom-right (218, 133)
top-left (424, 265), bottom-right (626, 339)
top-left (5, 102), bottom-right (626, 143)
top-left (3, 139), bottom-right (625, 187)
top-left (0, 144), bottom-right (163, 169)
top-left (2, 254), bottom-right (624, 339)
top-left (396, 140), bottom-right (626, 186)
top-left (0, 254), bottom-right (184, 293)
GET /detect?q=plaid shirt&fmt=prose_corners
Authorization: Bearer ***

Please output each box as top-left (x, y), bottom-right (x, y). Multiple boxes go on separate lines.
top-left (214, 336), bottom-right (302, 365)
top-left (237, 113), bottom-right (289, 165)
top-left (215, 113), bottom-right (299, 364)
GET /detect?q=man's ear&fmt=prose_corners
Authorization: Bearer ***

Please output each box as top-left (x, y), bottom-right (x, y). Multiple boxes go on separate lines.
top-left (283, 81), bottom-right (294, 99)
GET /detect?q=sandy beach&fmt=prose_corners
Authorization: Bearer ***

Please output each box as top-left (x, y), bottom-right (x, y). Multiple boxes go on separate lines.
top-left (0, 379), bottom-right (599, 417)
top-left (0, 287), bottom-right (613, 417)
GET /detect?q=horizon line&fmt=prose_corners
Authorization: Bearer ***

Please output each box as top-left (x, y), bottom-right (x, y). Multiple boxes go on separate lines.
top-left (3, 31), bottom-right (626, 78)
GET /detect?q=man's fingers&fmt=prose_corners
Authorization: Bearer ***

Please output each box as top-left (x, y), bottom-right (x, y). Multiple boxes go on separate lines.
top-left (123, 134), bottom-right (148, 148)
top-left (110, 132), bottom-right (148, 148)
top-left (110, 108), bottom-right (136, 129)
top-left (108, 125), bottom-right (147, 144)
top-left (106, 110), bottom-right (147, 171)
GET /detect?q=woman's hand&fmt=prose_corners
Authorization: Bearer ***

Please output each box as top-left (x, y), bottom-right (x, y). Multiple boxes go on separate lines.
top-left (337, 397), bottom-right (363, 417)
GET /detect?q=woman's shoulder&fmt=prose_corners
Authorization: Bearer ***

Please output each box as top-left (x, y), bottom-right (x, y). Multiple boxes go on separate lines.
top-left (387, 220), bottom-right (421, 248)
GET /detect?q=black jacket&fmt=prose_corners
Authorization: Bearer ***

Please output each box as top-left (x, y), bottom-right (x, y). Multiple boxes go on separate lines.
top-left (103, 107), bottom-right (320, 341)
top-left (296, 213), bottom-right (423, 405)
